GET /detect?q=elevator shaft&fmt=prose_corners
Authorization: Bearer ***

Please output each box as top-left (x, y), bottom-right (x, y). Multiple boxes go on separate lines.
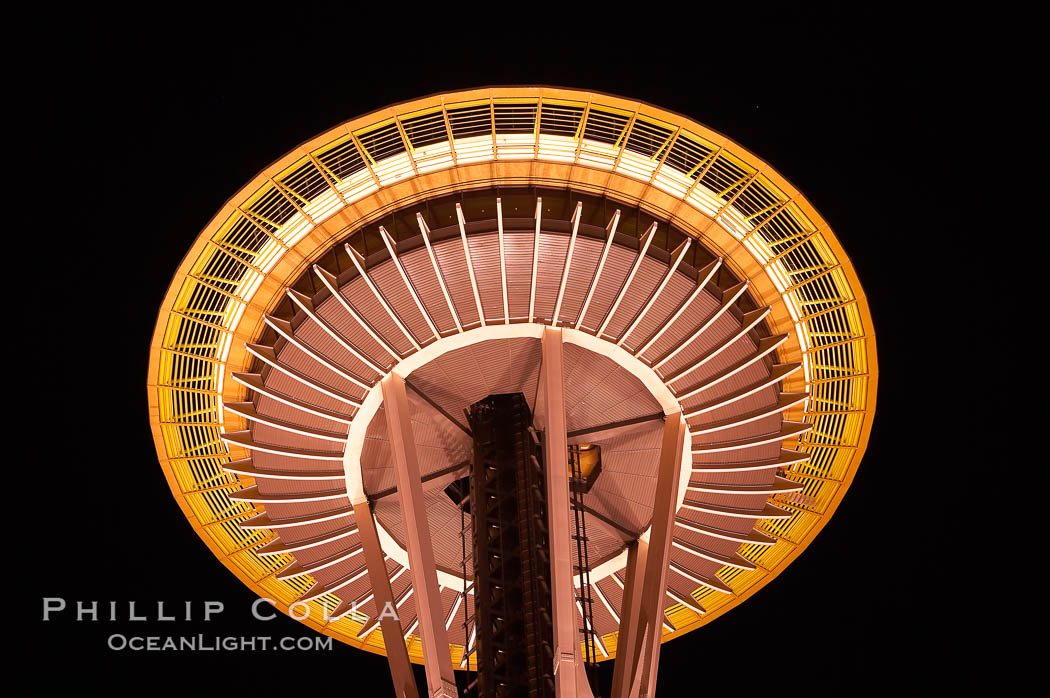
top-left (467, 393), bottom-right (555, 698)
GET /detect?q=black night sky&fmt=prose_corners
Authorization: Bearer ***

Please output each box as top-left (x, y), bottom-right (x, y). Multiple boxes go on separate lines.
top-left (22, 7), bottom-right (974, 696)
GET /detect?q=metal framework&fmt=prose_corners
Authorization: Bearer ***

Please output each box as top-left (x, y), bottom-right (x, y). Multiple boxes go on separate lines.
top-left (467, 393), bottom-right (555, 698)
top-left (146, 88), bottom-right (878, 689)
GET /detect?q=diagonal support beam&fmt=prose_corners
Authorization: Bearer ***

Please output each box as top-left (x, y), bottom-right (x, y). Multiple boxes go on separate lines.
top-left (405, 379), bottom-right (472, 438)
top-left (539, 328), bottom-right (592, 698)
top-left (611, 539), bottom-right (648, 698)
top-left (353, 499), bottom-right (418, 698)
top-left (382, 374), bottom-right (457, 698)
top-left (566, 412), bottom-right (664, 444)
top-left (613, 411), bottom-right (685, 698)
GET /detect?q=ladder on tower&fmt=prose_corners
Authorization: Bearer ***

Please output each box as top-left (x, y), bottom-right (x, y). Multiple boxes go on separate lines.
top-left (569, 445), bottom-right (598, 692)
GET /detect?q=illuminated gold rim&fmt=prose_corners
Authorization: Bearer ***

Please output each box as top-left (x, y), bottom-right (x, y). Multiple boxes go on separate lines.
top-left (147, 86), bottom-right (877, 662)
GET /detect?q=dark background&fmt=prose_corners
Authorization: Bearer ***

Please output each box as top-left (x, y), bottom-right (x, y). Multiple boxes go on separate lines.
top-left (23, 7), bottom-right (967, 695)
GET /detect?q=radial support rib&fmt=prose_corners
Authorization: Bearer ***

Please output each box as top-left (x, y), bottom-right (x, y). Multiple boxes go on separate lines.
top-left (617, 237), bottom-right (691, 347)
top-left (221, 457), bottom-right (343, 480)
top-left (228, 485), bottom-right (347, 504)
top-left (345, 243), bottom-right (420, 350)
top-left (285, 288), bottom-right (387, 375)
top-left (220, 431), bottom-right (343, 461)
top-left (691, 448), bottom-right (810, 473)
top-left (597, 222), bottom-right (657, 338)
top-left (687, 392), bottom-right (808, 435)
top-left (683, 363), bottom-right (803, 418)
top-left (239, 506), bottom-right (354, 530)
top-left (690, 422), bottom-right (812, 454)
top-left (255, 525), bottom-right (359, 557)
top-left (297, 563), bottom-right (368, 603)
top-left (633, 258), bottom-right (721, 358)
top-left (311, 264), bottom-right (401, 361)
top-left (674, 518), bottom-right (778, 546)
top-left (417, 213), bottom-right (462, 332)
top-left (660, 306), bottom-right (771, 384)
top-left (551, 201), bottom-right (582, 325)
top-left (576, 209), bottom-right (620, 330)
top-left (353, 498), bottom-right (418, 698)
top-left (276, 545), bottom-right (364, 580)
top-left (378, 226), bottom-right (441, 341)
top-left (592, 580), bottom-right (620, 624)
top-left (263, 316), bottom-right (373, 391)
top-left (496, 198), bottom-right (509, 323)
top-left (242, 344), bottom-right (362, 408)
top-left (231, 372), bottom-right (353, 425)
top-left (222, 402), bottom-right (346, 442)
top-left (673, 334), bottom-right (789, 401)
top-left (381, 374), bottom-right (456, 697)
top-left (665, 585), bottom-right (706, 616)
top-left (653, 280), bottom-right (749, 370)
top-left (455, 203), bottom-right (485, 327)
top-left (529, 197), bottom-right (543, 322)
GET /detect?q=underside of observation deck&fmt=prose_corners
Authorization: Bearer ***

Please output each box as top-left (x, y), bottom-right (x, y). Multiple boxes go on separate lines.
top-left (148, 87), bottom-right (877, 698)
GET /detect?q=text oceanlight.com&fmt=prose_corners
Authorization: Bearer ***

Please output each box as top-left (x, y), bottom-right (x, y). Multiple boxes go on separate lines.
top-left (106, 635), bottom-right (333, 651)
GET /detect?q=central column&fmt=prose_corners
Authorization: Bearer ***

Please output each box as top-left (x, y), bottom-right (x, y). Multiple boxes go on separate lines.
top-left (468, 392), bottom-right (554, 697)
